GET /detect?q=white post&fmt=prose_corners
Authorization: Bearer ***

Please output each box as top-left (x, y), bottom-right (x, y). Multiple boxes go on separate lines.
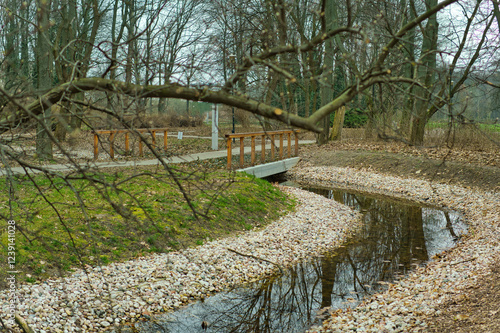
top-left (211, 104), bottom-right (219, 150)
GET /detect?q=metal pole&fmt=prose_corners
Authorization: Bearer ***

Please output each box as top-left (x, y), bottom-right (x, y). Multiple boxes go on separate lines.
top-left (230, 54), bottom-right (236, 143)
top-left (212, 104), bottom-right (218, 150)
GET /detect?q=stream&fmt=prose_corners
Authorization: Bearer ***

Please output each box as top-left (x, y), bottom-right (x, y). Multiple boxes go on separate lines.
top-left (129, 184), bottom-right (467, 333)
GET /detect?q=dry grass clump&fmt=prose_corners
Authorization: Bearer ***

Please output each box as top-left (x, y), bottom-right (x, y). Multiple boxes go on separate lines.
top-left (425, 123), bottom-right (500, 152)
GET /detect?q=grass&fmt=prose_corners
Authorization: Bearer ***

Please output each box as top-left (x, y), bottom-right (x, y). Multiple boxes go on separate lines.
top-left (426, 121), bottom-right (500, 132)
top-left (0, 165), bottom-right (295, 288)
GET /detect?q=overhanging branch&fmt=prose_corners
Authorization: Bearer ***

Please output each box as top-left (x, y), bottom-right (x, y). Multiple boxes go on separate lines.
top-left (0, 78), bottom-right (323, 134)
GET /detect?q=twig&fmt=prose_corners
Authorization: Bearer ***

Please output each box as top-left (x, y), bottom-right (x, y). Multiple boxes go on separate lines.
top-left (15, 314), bottom-right (34, 333)
top-left (450, 257), bottom-right (477, 266)
top-left (0, 317), bottom-right (10, 331)
top-left (227, 248), bottom-right (284, 274)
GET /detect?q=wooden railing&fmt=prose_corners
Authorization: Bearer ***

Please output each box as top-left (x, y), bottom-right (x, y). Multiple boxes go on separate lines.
top-left (225, 130), bottom-right (299, 170)
top-left (93, 128), bottom-right (168, 160)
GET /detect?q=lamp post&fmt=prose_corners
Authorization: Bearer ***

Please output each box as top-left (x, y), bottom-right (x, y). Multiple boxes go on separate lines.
top-left (229, 54), bottom-right (236, 142)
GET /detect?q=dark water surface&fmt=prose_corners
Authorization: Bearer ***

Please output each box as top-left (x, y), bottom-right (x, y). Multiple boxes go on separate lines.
top-left (132, 185), bottom-right (466, 333)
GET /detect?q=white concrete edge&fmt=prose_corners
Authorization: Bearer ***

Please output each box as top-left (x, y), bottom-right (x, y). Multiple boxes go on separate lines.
top-left (237, 157), bottom-right (300, 178)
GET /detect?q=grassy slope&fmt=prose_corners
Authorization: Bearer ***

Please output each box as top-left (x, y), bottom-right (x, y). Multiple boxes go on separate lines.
top-left (0, 165), bottom-right (295, 287)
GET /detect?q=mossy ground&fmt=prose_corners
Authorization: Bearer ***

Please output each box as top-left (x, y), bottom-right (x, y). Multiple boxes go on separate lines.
top-left (0, 164), bottom-right (295, 288)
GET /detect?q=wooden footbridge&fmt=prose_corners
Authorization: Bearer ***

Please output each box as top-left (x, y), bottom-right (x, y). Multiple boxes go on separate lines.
top-left (224, 130), bottom-right (301, 178)
top-left (0, 128), bottom-right (309, 177)
top-left (90, 129), bottom-right (304, 178)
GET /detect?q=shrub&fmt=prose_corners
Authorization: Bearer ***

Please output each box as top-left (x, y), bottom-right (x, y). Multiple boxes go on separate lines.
top-left (343, 108), bottom-right (368, 128)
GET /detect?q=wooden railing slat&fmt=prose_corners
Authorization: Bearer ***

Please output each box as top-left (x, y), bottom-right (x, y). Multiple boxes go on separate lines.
top-left (239, 137), bottom-right (244, 168)
top-left (93, 128), bottom-right (168, 160)
top-left (225, 130), bottom-right (299, 170)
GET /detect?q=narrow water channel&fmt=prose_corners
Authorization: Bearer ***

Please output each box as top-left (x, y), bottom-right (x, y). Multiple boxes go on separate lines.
top-left (131, 185), bottom-right (466, 333)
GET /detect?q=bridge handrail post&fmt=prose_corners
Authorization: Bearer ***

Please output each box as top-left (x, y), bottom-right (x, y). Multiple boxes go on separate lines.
top-left (239, 137), bottom-right (244, 168)
top-left (261, 135), bottom-right (265, 163)
top-left (251, 136), bottom-right (256, 166)
top-left (294, 131), bottom-right (299, 156)
top-left (287, 132), bottom-right (291, 157)
top-left (270, 134), bottom-right (275, 161)
top-left (109, 131), bottom-right (116, 159)
top-left (94, 133), bottom-right (99, 160)
top-left (125, 133), bottom-right (130, 154)
top-left (163, 130), bottom-right (168, 151)
top-left (279, 133), bottom-right (284, 159)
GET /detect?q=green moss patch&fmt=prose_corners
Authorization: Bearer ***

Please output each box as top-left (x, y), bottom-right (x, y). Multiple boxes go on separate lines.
top-left (0, 165), bottom-right (295, 288)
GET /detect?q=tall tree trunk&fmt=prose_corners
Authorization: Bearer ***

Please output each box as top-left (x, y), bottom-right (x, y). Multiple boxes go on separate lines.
top-left (317, 0), bottom-right (336, 144)
top-left (330, 60), bottom-right (346, 141)
top-left (107, 0), bottom-right (127, 125)
top-left (36, 0), bottom-right (54, 160)
top-left (20, 1), bottom-right (31, 85)
top-left (365, 93), bottom-right (375, 139)
top-left (125, 1), bottom-right (136, 85)
top-left (54, 0), bottom-right (77, 141)
top-left (4, 0), bottom-right (19, 92)
top-left (399, 0), bottom-right (416, 139)
top-left (410, 0), bottom-right (438, 145)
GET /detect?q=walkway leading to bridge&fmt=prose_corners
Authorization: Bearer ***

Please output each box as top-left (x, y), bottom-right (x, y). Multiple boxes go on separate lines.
top-left (0, 139), bottom-right (315, 177)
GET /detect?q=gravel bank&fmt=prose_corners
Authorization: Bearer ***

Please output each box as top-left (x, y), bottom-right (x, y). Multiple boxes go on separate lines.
top-left (0, 186), bottom-right (362, 332)
top-left (286, 165), bottom-right (500, 333)
top-left (2, 165), bottom-right (498, 333)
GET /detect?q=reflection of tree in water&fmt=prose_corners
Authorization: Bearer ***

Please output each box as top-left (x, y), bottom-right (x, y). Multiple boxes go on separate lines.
top-left (203, 262), bottom-right (323, 332)
top-left (307, 189), bottom-right (429, 309)
top-left (135, 188), bottom-right (463, 333)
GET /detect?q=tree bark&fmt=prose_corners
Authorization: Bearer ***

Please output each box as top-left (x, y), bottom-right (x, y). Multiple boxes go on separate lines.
top-left (399, 0), bottom-right (416, 139)
top-left (330, 105), bottom-right (346, 140)
top-left (36, 0), bottom-right (54, 160)
top-left (317, 0), bottom-right (336, 144)
top-left (4, 0), bottom-right (19, 92)
top-left (410, 0), bottom-right (438, 146)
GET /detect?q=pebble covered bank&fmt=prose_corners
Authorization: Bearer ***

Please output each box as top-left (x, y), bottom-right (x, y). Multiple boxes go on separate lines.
top-left (1, 165), bottom-right (498, 332)
top-left (287, 165), bottom-right (500, 333)
top-left (0, 185), bottom-right (362, 332)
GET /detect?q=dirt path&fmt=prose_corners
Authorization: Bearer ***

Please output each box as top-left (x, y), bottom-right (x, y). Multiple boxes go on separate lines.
top-left (299, 142), bottom-right (500, 192)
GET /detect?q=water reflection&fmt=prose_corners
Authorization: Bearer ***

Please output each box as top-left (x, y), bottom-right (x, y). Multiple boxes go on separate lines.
top-left (132, 187), bottom-right (466, 333)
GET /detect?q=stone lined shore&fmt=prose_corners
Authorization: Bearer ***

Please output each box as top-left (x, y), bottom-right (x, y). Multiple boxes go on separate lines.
top-left (287, 165), bottom-right (499, 333)
top-left (1, 165), bottom-right (498, 332)
top-left (0, 184), bottom-right (362, 332)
